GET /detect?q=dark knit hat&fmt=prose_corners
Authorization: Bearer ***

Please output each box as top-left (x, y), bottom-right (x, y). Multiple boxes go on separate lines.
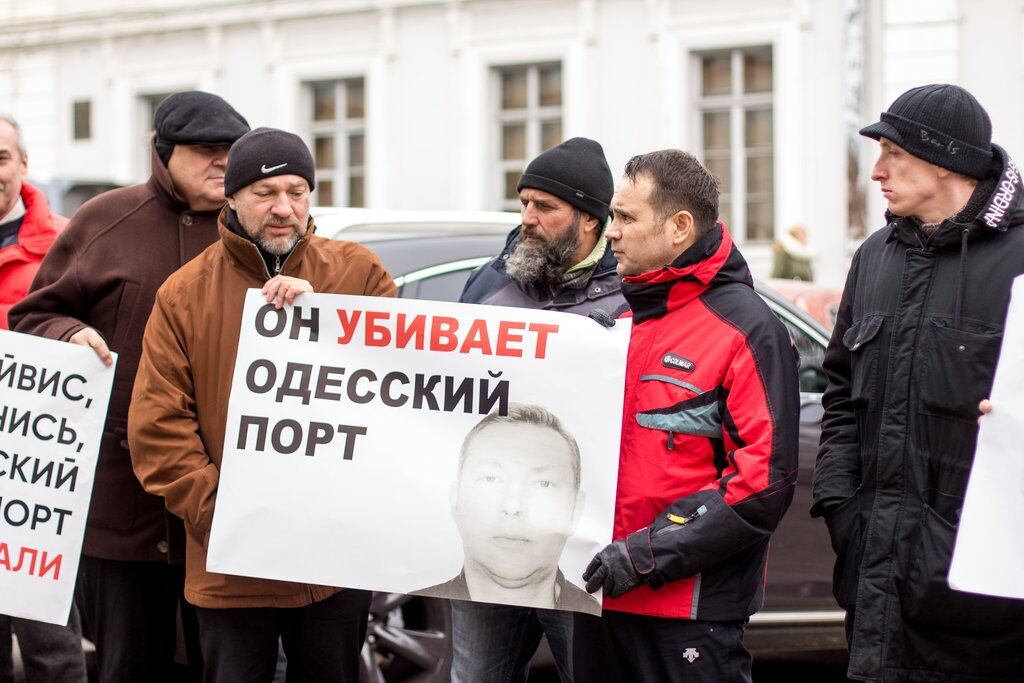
top-left (153, 91), bottom-right (250, 165)
top-left (517, 137), bottom-right (613, 220)
top-left (224, 127), bottom-right (316, 196)
top-left (860, 84), bottom-right (993, 179)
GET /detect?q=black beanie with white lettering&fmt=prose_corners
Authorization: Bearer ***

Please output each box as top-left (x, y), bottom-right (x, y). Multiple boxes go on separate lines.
top-left (517, 137), bottom-right (613, 221)
top-left (859, 84), bottom-right (993, 179)
top-left (224, 127), bottom-right (316, 196)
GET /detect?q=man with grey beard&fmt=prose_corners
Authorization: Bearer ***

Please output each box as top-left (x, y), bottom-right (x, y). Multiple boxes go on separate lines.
top-left (454, 137), bottom-right (624, 683)
top-left (128, 127), bottom-right (393, 681)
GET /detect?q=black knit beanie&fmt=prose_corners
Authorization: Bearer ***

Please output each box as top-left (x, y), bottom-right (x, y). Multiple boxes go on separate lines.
top-left (153, 91), bottom-right (250, 166)
top-left (224, 127), bottom-right (316, 196)
top-left (860, 84), bottom-right (993, 179)
top-left (517, 137), bottom-right (613, 220)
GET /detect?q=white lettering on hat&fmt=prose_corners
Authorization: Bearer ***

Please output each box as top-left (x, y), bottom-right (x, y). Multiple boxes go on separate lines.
top-left (261, 162), bottom-right (288, 173)
top-left (919, 129), bottom-right (960, 156)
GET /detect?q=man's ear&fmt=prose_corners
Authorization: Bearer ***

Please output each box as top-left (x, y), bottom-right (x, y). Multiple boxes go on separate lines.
top-left (226, 194), bottom-right (237, 211)
top-left (670, 210), bottom-right (696, 247)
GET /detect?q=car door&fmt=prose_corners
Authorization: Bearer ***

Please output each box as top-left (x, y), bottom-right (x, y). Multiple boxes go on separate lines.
top-left (758, 297), bottom-right (841, 617)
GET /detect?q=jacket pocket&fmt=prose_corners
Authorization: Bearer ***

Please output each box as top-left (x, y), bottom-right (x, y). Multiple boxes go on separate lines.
top-left (634, 375), bottom-right (719, 455)
top-left (901, 502), bottom-right (1024, 631)
top-left (88, 425), bottom-right (138, 531)
top-left (109, 280), bottom-right (142, 354)
top-left (918, 319), bottom-right (1001, 422)
top-left (841, 315), bottom-right (884, 413)
top-left (824, 491), bottom-right (862, 611)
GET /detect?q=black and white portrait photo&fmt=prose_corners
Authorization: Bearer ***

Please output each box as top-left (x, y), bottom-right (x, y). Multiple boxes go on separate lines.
top-left (414, 404), bottom-right (600, 614)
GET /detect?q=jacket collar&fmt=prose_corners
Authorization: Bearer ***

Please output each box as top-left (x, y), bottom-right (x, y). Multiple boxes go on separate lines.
top-left (621, 222), bottom-right (753, 324)
top-left (886, 144), bottom-right (1024, 249)
top-left (217, 207), bottom-right (315, 280)
top-left (9, 182), bottom-right (63, 256)
top-left (144, 137), bottom-right (225, 219)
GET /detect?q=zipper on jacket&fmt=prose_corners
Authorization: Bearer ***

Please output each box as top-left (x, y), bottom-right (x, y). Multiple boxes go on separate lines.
top-left (653, 504), bottom-right (708, 537)
top-left (273, 255), bottom-right (282, 275)
top-left (666, 431), bottom-right (675, 451)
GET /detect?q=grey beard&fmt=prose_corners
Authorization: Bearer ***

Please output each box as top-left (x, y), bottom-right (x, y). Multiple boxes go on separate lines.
top-left (505, 221), bottom-right (581, 287)
top-left (257, 233), bottom-right (300, 255)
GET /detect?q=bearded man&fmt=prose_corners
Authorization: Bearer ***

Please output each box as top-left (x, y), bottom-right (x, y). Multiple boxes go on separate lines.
top-left (127, 127), bottom-right (395, 681)
top-left (453, 136), bottom-right (624, 683)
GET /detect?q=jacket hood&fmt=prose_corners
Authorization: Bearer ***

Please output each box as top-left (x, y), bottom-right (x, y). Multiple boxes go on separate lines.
top-left (145, 136), bottom-right (197, 211)
top-left (621, 222), bottom-right (753, 323)
top-left (13, 182), bottom-right (65, 256)
top-left (887, 144), bottom-right (1024, 249)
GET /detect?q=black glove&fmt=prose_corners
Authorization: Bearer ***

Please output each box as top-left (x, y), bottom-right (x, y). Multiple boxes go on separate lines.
top-left (583, 540), bottom-right (644, 598)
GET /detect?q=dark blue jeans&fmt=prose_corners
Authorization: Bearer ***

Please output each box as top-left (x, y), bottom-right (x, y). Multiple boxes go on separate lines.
top-left (451, 600), bottom-right (573, 682)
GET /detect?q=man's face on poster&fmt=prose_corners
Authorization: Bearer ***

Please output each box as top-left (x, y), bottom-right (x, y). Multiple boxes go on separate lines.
top-left (451, 422), bottom-right (583, 587)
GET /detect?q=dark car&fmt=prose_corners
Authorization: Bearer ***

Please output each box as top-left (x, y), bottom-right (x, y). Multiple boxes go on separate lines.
top-left (313, 210), bottom-right (844, 682)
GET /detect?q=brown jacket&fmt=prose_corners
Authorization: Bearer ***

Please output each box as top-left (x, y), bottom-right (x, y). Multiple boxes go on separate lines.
top-left (128, 211), bottom-right (395, 608)
top-left (9, 143), bottom-right (221, 562)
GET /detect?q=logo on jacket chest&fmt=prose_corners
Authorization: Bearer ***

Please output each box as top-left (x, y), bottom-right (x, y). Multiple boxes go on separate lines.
top-left (662, 352), bottom-right (695, 372)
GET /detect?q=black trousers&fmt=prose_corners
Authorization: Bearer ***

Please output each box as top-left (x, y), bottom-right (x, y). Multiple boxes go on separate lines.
top-left (573, 610), bottom-right (752, 683)
top-left (0, 605), bottom-right (87, 683)
top-left (196, 589), bottom-right (372, 683)
top-left (76, 555), bottom-right (202, 683)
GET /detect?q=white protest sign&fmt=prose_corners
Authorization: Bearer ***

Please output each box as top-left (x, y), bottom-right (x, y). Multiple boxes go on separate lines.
top-left (208, 291), bottom-right (630, 614)
top-left (949, 275), bottom-right (1024, 598)
top-left (0, 330), bottom-right (115, 624)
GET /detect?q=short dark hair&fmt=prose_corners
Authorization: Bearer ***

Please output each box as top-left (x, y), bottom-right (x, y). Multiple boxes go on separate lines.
top-left (623, 149), bottom-right (720, 235)
top-left (458, 404), bottom-right (581, 490)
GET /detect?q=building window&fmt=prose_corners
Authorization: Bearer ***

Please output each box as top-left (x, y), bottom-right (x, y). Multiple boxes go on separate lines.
top-left (307, 78), bottom-right (366, 207)
top-left (72, 100), bottom-right (92, 141)
top-left (494, 62), bottom-right (562, 211)
top-left (695, 47), bottom-right (774, 242)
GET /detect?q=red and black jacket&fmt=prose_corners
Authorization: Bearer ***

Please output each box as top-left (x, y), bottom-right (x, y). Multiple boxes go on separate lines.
top-left (0, 183), bottom-right (65, 329)
top-left (606, 223), bottom-right (800, 620)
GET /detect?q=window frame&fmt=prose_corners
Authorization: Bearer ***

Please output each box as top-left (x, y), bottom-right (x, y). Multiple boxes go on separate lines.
top-left (305, 77), bottom-right (367, 208)
top-left (72, 100), bottom-right (92, 141)
top-left (694, 46), bottom-right (775, 244)
top-left (492, 61), bottom-right (563, 212)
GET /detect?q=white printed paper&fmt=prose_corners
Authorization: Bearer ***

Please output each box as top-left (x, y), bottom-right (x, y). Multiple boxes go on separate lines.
top-left (949, 275), bottom-right (1024, 598)
top-left (0, 330), bottom-right (116, 624)
top-left (208, 291), bottom-right (630, 614)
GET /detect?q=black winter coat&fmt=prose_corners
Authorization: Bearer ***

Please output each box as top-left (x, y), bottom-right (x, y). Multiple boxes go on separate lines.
top-left (812, 145), bottom-right (1024, 682)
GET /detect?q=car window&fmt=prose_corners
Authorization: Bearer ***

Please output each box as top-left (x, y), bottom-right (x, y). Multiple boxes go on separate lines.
top-left (781, 317), bottom-right (829, 394)
top-left (408, 269), bottom-right (475, 302)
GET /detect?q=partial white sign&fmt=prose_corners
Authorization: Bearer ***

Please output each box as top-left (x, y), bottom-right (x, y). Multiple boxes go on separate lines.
top-left (949, 275), bottom-right (1024, 598)
top-left (208, 291), bottom-right (630, 614)
top-left (0, 330), bottom-right (115, 624)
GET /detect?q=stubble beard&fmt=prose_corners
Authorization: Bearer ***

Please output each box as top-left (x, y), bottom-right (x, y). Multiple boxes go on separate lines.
top-left (253, 218), bottom-right (305, 255)
top-left (505, 212), bottom-right (582, 287)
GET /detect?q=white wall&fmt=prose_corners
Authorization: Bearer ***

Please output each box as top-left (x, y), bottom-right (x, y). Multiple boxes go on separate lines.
top-left (2, 0), bottom-right (1020, 286)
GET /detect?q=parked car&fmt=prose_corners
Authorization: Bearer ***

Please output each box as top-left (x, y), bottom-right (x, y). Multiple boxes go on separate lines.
top-left (764, 277), bottom-right (842, 330)
top-left (315, 209), bottom-right (846, 682)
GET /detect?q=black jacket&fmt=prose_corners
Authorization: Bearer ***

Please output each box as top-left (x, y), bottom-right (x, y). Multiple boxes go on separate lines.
top-left (459, 226), bottom-right (625, 317)
top-left (812, 145), bottom-right (1024, 682)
